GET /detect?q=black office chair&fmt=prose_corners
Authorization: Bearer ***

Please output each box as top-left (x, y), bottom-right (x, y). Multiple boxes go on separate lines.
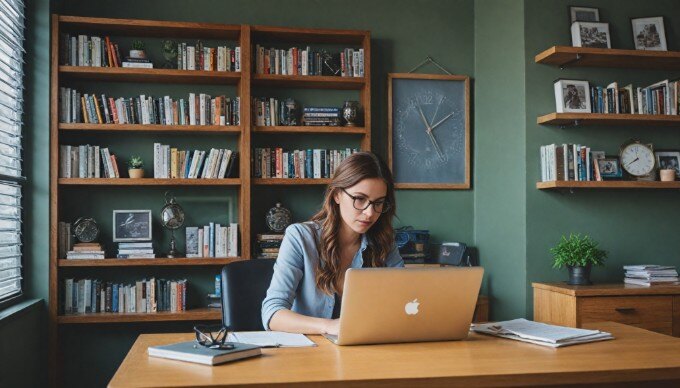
top-left (220, 259), bottom-right (275, 331)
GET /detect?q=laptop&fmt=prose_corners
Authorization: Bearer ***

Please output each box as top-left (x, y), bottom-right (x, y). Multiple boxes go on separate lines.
top-left (323, 266), bottom-right (483, 345)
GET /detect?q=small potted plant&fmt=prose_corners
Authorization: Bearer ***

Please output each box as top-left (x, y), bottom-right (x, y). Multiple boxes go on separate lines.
top-left (550, 233), bottom-right (607, 285)
top-left (129, 40), bottom-right (146, 59)
top-left (127, 156), bottom-right (144, 178)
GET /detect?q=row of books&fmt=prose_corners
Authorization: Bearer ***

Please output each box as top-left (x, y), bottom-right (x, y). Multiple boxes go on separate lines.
top-left (185, 223), bottom-right (239, 258)
top-left (253, 97), bottom-right (292, 126)
top-left (255, 45), bottom-right (364, 77)
top-left (539, 144), bottom-right (605, 182)
top-left (256, 233), bottom-right (283, 259)
top-left (175, 41), bottom-right (241, 72)
top-left (302, 106), bottom-right (342, 126)
top-left (59, 88), bottom-right (241, 126)
top-left (590, 80), bottom-right (679, 115)
top-left (117, 242), bottom-right (156, 259)
top-left (59, 145), bottom-right (120, 178)
top-left (58, 34), bottom-right (124, 67)
top-left (62, 277), bottom-right (187, 314)
top-left (153, 145), bottom-right (237, 179)
top-left (624, 265), bottom-right (679, 287)
top-left (252, 148), bottom-right (359, 179)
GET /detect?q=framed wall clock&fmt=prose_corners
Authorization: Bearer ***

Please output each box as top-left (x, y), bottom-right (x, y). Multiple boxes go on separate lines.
top-left (388, 73), bottom-right (470, 189)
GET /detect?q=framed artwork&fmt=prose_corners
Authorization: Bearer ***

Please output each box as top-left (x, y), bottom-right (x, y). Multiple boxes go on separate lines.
top-left (571, 21), bottom-right (611, 48)
top-left (655, 151), bottom-right (680, 178)
top-left (388, 73), bottom-right (470, 189)
top-left (553, 79), bottom-right (591, 113)
top-left (569, 6), bottom-right (600, 23)
top-left (631, 17), bottom-right (667, 51)
top-left (113, 209), bottom-right (152, 242)
top-left (597, 158), bottom-right (622, 179)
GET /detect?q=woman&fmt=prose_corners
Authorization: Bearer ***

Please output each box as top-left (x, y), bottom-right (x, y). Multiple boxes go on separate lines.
top-left (261, 152), bottom-right (404, 335)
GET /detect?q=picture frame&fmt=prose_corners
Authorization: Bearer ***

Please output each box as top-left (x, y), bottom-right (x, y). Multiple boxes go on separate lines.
top-left (569, 6), bottom-right (600, 23)
top-left (655, 151), bottom-right (680, 178)
top-left (387, 73), bottom-right (470, 189)
top-left (631, 16), bottom-right (667, 51)
top-left (571, 21), bottom-right (611, 49)
top-left (113, 209), bottom-right (152, 242)
top-left (597, 158), bottom-right (622, 179)
top-left (553, 79), bottom-right (591, 113)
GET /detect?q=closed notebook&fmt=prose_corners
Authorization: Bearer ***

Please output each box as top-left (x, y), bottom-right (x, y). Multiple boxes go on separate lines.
top-left (148, 341), bottom-right (261, 365)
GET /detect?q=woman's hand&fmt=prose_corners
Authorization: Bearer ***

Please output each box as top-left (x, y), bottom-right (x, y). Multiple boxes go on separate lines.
top-left (322, 319), bottom-right (340, 336)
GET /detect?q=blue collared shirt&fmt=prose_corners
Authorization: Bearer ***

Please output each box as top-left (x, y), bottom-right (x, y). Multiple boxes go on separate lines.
top-left (261, 221), bottom-right (404, 330)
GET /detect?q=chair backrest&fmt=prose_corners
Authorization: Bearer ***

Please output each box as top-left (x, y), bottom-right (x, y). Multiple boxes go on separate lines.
top-left (220, 259), bottom-right (275, 331)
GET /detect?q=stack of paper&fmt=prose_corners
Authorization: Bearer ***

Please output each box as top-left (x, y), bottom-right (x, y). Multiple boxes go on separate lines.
top-left (226, 331), bottom-right (316, 348)
top-left (472, 319), bottom-right (613, 348)
top-left (624, 265), bottom-right (679, 286)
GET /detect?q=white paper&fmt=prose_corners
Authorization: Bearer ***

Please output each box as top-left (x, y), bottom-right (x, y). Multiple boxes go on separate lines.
top-left (472, 319), bottom-right (613, 346)
top-left (228, 331), bottom-right (316, 348)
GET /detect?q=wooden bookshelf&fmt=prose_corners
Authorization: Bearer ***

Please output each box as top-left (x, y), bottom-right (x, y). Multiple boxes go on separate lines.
top-left (253, 125), bottom-right (367, 134)
top-left (537, 113), bottom-right (680, 127)
top-left (57, 178), bottom-right (241, 186)
top-left (57, 307), bottom-right (220, 324)
top-left (252, 73), bottom-right (365, 90)
top-left (253, 178), bottom-right (332, 185)
top-left (59, 123), bottom-right (241, 133)
top-left (537, 181), bottom-right (680, 190)
top-left (58, 257), bottom-right (244, 267)
top-left (59, 66), bottom-right (241, 84)
top-left (535, 46), bottom-right (680, 70)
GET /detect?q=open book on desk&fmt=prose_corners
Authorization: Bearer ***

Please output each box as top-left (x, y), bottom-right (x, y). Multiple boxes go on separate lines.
top-left (472, 319), bottom-right (614, 348)
top-left (227, 331), bottom-right (317, 348)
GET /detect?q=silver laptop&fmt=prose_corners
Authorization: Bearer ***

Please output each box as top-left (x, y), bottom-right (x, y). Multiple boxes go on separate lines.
top-left (324, 266), bottom-right (484, 345)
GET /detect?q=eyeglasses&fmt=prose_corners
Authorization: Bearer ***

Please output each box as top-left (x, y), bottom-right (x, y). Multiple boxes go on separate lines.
top-left (193, 324), bottom-right (235, 350)
top-left (341, 188), bottom-right (391, 214)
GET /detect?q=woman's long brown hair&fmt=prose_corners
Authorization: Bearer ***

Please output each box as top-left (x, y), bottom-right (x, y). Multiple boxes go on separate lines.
top-left (309, 152), bottom-right (396, 295)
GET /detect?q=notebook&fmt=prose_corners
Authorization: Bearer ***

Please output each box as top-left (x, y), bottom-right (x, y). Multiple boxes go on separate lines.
top-left (226, 331), bottom-right (316, 347)
top-left (148, 341), bottom-right (261, 365)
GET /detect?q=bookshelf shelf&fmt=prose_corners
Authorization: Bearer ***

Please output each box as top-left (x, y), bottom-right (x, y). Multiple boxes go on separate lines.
top-left (535, 46), bottom-right (680, 70)
top-left (59, 123), bottom-right (241, 133)
top-left (251, 25), bottom-right (367, 44)
top-left (252, 73), bottom-right (365, 90)
top-left (538, 113), bottom-right (680, 127)
top-left (58, 178), bottom-right (241, 186)
top-left (253, 125), bottom-right (367, 134)
top-left (537, 181), bottom-right (680, 190)
top-left (253, 178), bottom-right (331, 185)
top-left (58, 257), bottom-right (244, 267)
top-left (59, 66), bottom-right (242, 84)
top-left (57, 307), bottom-right (220, 324)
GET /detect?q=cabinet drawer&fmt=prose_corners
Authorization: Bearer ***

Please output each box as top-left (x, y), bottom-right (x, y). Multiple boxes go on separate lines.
top-left (578, 296), bottom-right (673, 335)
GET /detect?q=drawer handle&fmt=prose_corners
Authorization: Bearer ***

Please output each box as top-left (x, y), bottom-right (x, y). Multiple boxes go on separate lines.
top-left (614, 307), bottom-right (636, 313)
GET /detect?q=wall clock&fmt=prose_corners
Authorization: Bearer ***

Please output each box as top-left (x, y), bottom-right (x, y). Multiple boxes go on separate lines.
top-left (73, 217), bottom-right (100, 243)
top-left (388, 73), bottom-right (470, 189)
top-left (619, 139), bottom-right (656, 180)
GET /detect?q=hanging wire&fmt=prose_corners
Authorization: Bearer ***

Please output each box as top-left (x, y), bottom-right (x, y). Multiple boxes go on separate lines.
top-left (408, 56), bottom-right (452, 75)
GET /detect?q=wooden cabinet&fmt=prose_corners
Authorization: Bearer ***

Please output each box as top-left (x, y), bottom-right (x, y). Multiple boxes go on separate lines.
top-left (533, 282), bottom-right (680, 337)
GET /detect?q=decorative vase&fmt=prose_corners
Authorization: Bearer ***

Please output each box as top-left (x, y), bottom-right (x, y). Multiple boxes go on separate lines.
top-left (567, 264), bottom-right (592, 285)
top-left (128, 168), bottom-right (144, 179)
top-left (129, 50), bottom-right (146, 59)
top-left (342, 100), bottom-right (359, 127)
top-left (660, 169), bottom-right (676, 182)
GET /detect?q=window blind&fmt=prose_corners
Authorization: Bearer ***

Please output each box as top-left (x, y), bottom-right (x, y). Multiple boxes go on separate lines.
top-left (0, 0), bottom-right (24, 303)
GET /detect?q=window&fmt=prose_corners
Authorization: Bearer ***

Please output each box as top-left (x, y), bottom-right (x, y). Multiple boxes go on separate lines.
top-left (0, 0), bottom-right (25, 304)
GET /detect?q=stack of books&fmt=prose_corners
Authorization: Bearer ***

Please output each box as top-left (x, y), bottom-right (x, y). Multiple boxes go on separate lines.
top-left (185, 223), bottom-right (239, 258)
top-left (122, 57), bottom-right (153, 69)
top-left (623, 265), bottom-right (679, 286)
top-left (256, 233), bottom-right (284, 259)
top-left (472, 318), bottom-right (614, 348)
top-left (117, 242), bottom-right (155, 259)
top-left (66, 243), bottom-right (104, 260)
top-left (302, 107), bottom-right (342, 126)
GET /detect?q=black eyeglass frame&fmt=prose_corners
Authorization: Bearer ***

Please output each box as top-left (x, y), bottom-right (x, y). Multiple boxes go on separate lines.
top-left (193, 324), bottom-right (235, 350)
top-left (341, 188), bottom-right (392, 214)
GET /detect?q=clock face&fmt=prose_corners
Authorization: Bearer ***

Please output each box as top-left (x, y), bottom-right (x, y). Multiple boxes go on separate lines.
top-left (391, 78), bottom-right (466, 184)
top-left (620, 142), bottom-right (655, 177)
top-left (74, 218), bottom-right (99, 243)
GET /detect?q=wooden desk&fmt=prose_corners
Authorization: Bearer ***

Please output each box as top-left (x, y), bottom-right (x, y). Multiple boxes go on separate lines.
top-left (109, 322), bottom-right (680, 387)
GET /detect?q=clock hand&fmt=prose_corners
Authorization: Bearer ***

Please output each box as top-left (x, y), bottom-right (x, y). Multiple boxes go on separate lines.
top-left (417, 105), bottom-right (432, 129)
top-left (430, 112), bottom-right (455, 131)
top-left (625, 157), bottom-right (639, 167)
top-left (431, 96), bottom-right (443, 124)
top-left (417, 105), bottom-right (445, 161)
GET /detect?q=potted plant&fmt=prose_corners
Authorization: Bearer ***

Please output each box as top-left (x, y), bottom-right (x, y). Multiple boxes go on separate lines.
top-left (129, 40), bottom-right (146, 59)
top-left (127, 156), bottom-right (144, 178)
top-left (550, 233), bottom-right (607, 285)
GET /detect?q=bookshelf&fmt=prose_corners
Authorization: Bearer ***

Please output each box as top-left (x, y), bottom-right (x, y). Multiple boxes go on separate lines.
top-left (537, 181), bottom-right (680, 190)
top-left (50, 14), bottom-right (371, 378)
top-left (535, 46), bottom-right (680, 70)
top-left (538, 113), bottom-right (680, 127)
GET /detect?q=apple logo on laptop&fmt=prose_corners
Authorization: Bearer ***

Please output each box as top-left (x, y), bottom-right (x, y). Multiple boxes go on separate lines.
top-left (405, 299), bottom-right (420, 315)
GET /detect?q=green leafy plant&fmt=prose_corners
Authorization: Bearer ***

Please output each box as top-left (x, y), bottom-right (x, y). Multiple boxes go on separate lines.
top-left (550, 233), bottom-right (607, 268)
top-left (131, 40), bottom-right (145, 50)
top-left (128, 155), bottom-right (144, 169)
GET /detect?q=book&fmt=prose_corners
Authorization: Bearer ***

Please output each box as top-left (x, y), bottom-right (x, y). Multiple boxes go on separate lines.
top-left (148, 341), bottom-right (261, 365)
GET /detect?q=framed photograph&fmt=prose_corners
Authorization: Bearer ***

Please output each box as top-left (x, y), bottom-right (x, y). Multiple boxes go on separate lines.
top-left (113, 210), bottom-right (152, 242)
top-left (631, 17), bottom-right (667, 51)
top-left (553, 79), bottom-right (591, 113)
top-left (571, 22), bottom-right (611, 48)
top-left (388, 73), bottom-right (470, 189)
top-left (655, 151), bottom-right (680, 178)
top-left (569, 6), bottom-right (600, 23)
top-left (597, 158), bottom-right (622, 179)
